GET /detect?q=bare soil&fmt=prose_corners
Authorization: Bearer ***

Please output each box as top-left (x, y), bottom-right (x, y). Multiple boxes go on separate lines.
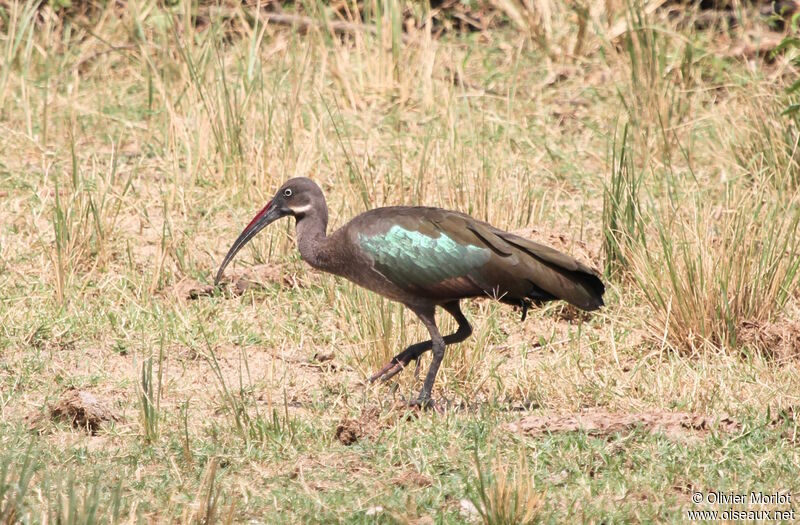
top-left (506, 408), bottom-right (740, 438)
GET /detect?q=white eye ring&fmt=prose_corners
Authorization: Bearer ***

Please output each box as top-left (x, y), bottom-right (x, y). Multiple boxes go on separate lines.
top-left (283, 188), bottom-right (293, 197)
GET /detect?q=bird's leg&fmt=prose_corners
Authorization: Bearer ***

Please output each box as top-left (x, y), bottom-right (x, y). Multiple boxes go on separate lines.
top-left (412, 305), bottom-right (444, 408)
top-left (369, 301), bottom-right (472, 383)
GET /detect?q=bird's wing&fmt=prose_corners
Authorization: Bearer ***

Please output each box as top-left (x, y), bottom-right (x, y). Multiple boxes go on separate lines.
top-left (354, 209), bottom-right (604, 310)
top-left (356, 214), bottom-right (492, 297)
top-left (492, 228), bottom-right (599, 276)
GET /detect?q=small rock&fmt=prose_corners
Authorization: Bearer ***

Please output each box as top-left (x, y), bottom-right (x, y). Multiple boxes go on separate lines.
top-left (459, 499), bottom-right (480, 518)
top-left (365, 506), bottom-right (384, 516)
top-left (548, 469), bottom-right (569, 485)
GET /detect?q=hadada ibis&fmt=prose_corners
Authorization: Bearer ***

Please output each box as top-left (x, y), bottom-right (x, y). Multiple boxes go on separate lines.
top-left (215, 177), bottom-right (604, 407)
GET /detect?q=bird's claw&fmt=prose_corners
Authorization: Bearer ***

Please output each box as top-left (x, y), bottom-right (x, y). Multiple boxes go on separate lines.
top-left (409, 396), bottom-right (440, 412)
top-left (369, 356), bottom-right (413, 383)
top-left (369, 346), bottom-right (427, 383)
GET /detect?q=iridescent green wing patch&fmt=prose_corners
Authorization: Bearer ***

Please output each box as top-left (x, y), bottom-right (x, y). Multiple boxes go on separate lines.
top-left (358, 225), bottom-right (491, 288)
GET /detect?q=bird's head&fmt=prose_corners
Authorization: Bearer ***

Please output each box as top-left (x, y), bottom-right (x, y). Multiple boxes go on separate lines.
top-left (214, 177), bottom-right (324, 285)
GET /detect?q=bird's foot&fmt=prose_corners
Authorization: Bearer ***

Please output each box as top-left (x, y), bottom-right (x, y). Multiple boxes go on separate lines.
top-left (409, 395), bottom-right (441, 412)
top-left (368, 358), bottom-right (408, 383)
top-left (369, 347), bottom-right (426, 383)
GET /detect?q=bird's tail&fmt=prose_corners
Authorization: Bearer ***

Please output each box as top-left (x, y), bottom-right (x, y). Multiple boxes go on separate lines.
top-left (498, 232), bottom-right (605, 311)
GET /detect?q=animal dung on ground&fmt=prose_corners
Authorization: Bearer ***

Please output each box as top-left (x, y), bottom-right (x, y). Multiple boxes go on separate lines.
top-left (170, 278), bottom-right (214, 300)
top-left (391, 471), bottom-right (433, 488)
top-left (47, 389), bottom-right (119, 435)
top-left (215, 263), bottom-right (298, 295)
top-left (738, 319), bottom-right (800, 361)
top-left (334, 418), bottom-right (362, 445)
top-left (334, 406), bottom-right (383, 445)
top-left (312, 352), bottom-right (334, 363)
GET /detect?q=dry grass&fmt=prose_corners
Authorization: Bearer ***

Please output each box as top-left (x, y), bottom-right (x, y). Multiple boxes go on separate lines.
top-left (1, 0), bottom-right (800, 522)
top-left (470, 452), bottom-right (543, 525)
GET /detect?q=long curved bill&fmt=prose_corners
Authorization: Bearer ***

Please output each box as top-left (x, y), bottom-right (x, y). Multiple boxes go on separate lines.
top-left (214, 200), bottom-right (281, 285)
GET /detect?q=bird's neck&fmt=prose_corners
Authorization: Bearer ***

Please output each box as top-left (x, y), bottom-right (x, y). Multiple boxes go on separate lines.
top-left (295, 212), bottom-right (332, 271)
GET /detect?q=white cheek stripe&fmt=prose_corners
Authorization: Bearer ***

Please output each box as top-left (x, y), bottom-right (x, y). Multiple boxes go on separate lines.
top-left (291, 203), bottom-right (313, 214)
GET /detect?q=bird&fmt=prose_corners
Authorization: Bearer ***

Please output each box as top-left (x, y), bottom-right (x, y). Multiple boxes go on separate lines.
top-left (214, 177), bottom-right (605, 407)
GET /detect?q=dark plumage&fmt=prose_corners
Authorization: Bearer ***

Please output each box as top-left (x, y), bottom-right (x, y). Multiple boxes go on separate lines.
top-left (215, 177), bottom-right (605, 407)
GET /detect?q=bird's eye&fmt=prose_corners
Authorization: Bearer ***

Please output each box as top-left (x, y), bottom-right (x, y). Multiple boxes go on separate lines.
top-left (283, 188), bottom-right (293, 198)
